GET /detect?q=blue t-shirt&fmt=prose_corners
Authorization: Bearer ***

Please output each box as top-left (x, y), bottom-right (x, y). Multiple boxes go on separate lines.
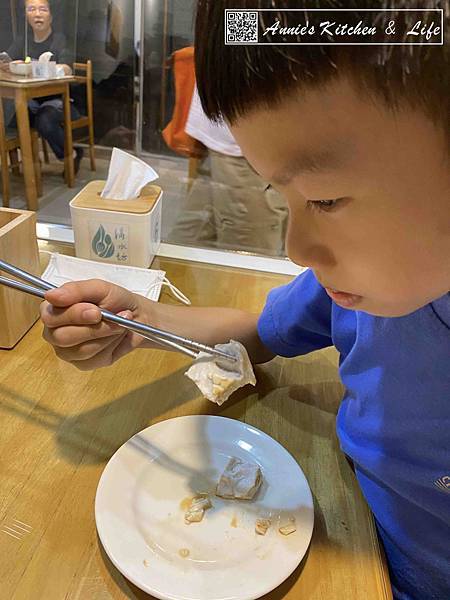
top-left (257, 269), bottom-right (450, 600)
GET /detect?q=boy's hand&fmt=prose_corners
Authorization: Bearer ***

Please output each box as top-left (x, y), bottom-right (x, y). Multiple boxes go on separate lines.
top-left (40, 279), bottom-right (154, 370)
top-left (41, 279), bottom-right (273, 371)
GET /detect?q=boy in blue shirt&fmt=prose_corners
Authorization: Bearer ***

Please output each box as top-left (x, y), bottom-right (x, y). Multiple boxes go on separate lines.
top-left (40, 1), bottom-right (449, 598)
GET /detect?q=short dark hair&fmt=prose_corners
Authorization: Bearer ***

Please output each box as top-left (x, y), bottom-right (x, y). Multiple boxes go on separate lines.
top-left (195, 0), bottom-right (449, 142)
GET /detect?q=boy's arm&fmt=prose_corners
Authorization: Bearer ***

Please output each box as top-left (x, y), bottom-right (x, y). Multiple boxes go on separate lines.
top-left (41, 280), bottom-right (274, 371)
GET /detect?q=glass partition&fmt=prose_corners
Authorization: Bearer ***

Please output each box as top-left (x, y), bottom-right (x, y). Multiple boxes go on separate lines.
top-left (0, 0), bottom-right (288, 259)
top-left (0, 2), bottom-right (17, 56)
top-left (0, 0), bottom-right (79, 128)
top-left (1, 1), bottom-right (78, 64)
top-left (76, 0), bottom-right (137, 149)
top-left (142, 0), bottom-right (195, 155)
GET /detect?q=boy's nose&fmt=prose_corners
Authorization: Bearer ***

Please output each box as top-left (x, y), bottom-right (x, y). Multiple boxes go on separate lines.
top-left (285, 219), bottom-right (336, 269)
top-left (287, 239), bottom-right (336, 270)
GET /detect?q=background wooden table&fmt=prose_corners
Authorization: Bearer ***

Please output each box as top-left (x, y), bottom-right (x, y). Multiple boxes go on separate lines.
top-left (0, 73), bottom-right (76, 210)
top-left (0, 243), bottom-right (392, 600)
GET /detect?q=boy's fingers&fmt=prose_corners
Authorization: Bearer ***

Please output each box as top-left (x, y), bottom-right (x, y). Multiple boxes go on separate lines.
top-left (42, 321), bottom-right (124, 348)
top-left (40, 301), bottom-right (135, 331)
top-left (53, 332), bottom-right (127, 365)
top-left (40, 301), bottom-right (103, 328)
top-left (58, 334), bottom-right (127, 371)
top-left (44, 279), bottom-right (114, 308)
top-left (116, 310), bottom-right (134, 320)
top-left (111, 330), bottom-right (145, 363)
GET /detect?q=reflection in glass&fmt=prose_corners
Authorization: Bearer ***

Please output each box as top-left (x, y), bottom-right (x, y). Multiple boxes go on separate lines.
top-left (1, 0), bottom-right (80, 163)
top-left (0, 0), bottom-right (288, 258)
top-left (76, 0), bottom-right (136, 149)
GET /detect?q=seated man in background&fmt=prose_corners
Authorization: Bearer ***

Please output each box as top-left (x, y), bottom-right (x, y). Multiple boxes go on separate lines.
top-left (3, 0), bottom-right (84, 173)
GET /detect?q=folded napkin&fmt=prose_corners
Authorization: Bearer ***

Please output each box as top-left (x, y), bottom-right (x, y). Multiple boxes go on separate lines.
top-left (42, 253), bottom-right (167, 301)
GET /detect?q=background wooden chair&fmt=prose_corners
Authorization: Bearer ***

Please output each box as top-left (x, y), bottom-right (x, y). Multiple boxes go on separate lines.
top-left (0, 98), bottom-right (41, 209)
top-left (41, 137), bottom-right (50, 164)
top-left (71, 60), bottom-right (96, 171)
top-left (41, 61), bottom-right (96, 174)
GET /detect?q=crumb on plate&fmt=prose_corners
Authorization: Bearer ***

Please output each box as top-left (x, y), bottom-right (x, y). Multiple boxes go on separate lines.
top-left (279, 517), bottom-right (297, 536)
top-left (184, 494), bottom-right (212, 524)
top-left (255, 518), bottom-right (271, 536)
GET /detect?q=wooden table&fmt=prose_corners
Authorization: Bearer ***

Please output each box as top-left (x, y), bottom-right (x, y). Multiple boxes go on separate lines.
top-left (0, 243), bottom-right (392, 600)
top-left (0, 73), bottom-right (76, 210)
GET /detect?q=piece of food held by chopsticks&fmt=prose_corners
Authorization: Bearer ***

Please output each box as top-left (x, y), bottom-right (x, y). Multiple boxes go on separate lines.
top-left (185, 340), bottom-right (256, 405)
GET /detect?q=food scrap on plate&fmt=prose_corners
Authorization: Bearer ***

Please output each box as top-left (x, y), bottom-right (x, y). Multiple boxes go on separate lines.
top-left (216, 456), bottom-right (262, 500)
top-left (279, 517), bottom-right (297, 536)
top-left (184, 494), bottom-right (213, 524)
top-left (255, 518), bottom-right (271, 536)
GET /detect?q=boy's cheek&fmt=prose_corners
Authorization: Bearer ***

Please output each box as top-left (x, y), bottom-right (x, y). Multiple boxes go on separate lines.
top-left (349, 272), bottom-right (439, 317)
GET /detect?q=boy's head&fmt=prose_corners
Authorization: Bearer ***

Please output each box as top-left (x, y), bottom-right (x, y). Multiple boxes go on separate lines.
top-left (195, 0), bottom-right (449, 317)
top-left (25, 0), bottom-right (53, 36)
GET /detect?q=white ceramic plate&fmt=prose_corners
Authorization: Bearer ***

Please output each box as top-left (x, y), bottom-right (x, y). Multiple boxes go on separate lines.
top-left (95, 415), bottom-right (314, 600)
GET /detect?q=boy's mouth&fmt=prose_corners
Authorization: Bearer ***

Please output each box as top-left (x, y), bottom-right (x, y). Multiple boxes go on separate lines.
top-left (325, 287), bottom-right (362, 308)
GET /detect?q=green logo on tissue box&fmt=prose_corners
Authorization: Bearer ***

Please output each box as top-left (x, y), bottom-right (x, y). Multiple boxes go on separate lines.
top-left (92, 225), bottom-right (115, 259)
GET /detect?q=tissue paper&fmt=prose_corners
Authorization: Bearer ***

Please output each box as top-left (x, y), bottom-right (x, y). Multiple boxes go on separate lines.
top-left (101, 148), bottom-right (158, 200)
top-left (39, 52), bottom-right (53, 63)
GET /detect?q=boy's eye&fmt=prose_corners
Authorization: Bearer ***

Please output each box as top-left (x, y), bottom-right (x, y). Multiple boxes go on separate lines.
top-left (265, 184), bottom-right (344, 214)
top-left (307, 198), bottom-right (342, 212)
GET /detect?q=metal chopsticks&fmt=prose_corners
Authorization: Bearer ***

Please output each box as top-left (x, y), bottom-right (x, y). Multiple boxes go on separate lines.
top-left (0, 273), bottom-right (199, 358)
top-left (0, 259), bottom-right (237, 363)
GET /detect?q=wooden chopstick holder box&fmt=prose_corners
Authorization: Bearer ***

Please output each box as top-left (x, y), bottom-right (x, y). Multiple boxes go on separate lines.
top-left (0, 208), bottom-right (40, 349)
top-left (70, 181), bottom-right (162, 268)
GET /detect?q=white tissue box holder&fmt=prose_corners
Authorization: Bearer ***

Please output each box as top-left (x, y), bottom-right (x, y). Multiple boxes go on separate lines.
top-left (70, 181), bottom-right (162, 268)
